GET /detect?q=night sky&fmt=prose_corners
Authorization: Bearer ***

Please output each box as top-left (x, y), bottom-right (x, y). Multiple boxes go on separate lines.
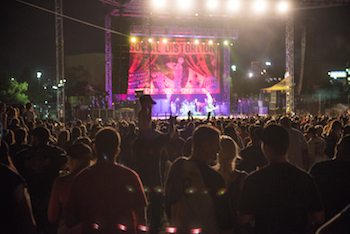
top-left (1, 0), bottom-right (350, 95)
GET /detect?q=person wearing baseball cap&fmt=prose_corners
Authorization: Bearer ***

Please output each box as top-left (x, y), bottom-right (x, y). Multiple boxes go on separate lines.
top-left (134, 95), bottom-right (177, 233)
top-left (238, 124), bottom-right (324, 233)
top-left (48, 143), bottom-right (93, 233)
top-left (139, 95), bottom-right (156, 105)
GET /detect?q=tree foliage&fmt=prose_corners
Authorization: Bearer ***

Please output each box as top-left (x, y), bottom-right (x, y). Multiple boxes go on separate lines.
top-left (0, 72), bottom-right (30, 104)
top-left (17, 67), bottom-right (50, 105)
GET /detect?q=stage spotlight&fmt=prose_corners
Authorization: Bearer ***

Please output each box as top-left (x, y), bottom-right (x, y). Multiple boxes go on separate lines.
top-left (252, 0), bottom-right (268, 14)
top-left (195, 39), bottom-right (199, 44)
top-left (148, 38), bottom-right (153, 42)
top-left (227, 0), bottom-right (241, 12)
top-left (131, 37), bottom-right (136, 42)
top-left (177, 0), bottom-right (192, 10)
top-left (151, 0), bottom-right (166, 10)
top-left (277, 1), bottom-right (289, 13)
top-left (163, 38), bottom-right (167, 43)
top-left (206, 0), bottom-right (218, 10)
top-left (224, 40), bottom-right (229, 45)
top-left (209, 40), bottom-right (213, 45)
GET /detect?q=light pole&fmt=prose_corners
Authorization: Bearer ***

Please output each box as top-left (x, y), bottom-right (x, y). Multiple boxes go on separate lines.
top-left (37, 71), bottom-right (42, 87)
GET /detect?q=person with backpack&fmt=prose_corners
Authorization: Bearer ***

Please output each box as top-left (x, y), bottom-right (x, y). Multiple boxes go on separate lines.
top-left (165, 125), bottom-right (232, 234)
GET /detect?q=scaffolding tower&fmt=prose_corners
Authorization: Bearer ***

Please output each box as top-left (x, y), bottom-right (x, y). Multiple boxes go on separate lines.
top-left (55, 0), bottom-right (65, 121)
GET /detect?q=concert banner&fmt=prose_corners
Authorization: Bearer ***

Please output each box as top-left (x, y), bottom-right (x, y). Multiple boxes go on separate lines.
top-left (128, 41), bottom-right (220, 95)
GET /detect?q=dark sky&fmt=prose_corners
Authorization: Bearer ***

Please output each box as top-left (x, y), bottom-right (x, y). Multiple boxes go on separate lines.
top-left (1, 0), bottom-right (350, 94)
top-left (1, 0), bottom-right (106, 80)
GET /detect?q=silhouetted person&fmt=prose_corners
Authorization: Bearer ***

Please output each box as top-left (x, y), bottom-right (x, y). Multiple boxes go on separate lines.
top-left (24, 103), bottom-right (35, 125)
top-left (280, 117), bottom-right (309, 170)
top-left (310, 135), bottom-right (350, 222)
top-left (132, 116), bottom-right (175, 233)
top-left (138, 95), bottom-right (156, 139)
top-left (9, 128), bottom-right (30, 159)
top-left (306, 126), bottom-right (327, 168)
top-left (236, 125), bottom-right (267, 173)
top-left (1, 159), bottom-right (37, 233)
top-left (214, 135), bottom-right (249, 233)
top-left (14, 127), bottom-right (67, 233)
top-left (63, 127), bottom-right (81, 151)
top-left (324, 119), bottom-right (343, 159)
top-left (1, 122), bottom-right (36, 234)
top-left (166, 125), bottom-right (233, 233)
top-left (65, 127), bottom-right (147, 233)
top-left (48, 143), bottom-right (92, 234)
top-left (166, 128), bottom-right (185, 162)
top-left (238, 124), bottom-right (324, 234)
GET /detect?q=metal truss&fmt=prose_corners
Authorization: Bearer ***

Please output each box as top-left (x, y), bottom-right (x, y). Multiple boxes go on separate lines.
top-left (223, 46), bottom-right (231, 111)
top-left (55, 0), bottom-right (65, 121)
top-left (130, 25), bottom-right (238, 39)
top-left (297, 0), bottom-right (350, 9)
top-left (105, 14), bottom-right (113, 107)
top-left (285, 16), bottom-right (294, 114)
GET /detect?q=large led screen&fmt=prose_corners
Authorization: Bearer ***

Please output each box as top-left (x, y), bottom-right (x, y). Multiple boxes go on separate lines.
top-left (128, 41), bottom-right (220, 95)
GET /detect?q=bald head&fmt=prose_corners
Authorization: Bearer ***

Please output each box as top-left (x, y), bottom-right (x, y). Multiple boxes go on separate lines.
top-left (192, 125), bottom-right (220, 163)
top-left (280, 117), bottom-right (291, 129)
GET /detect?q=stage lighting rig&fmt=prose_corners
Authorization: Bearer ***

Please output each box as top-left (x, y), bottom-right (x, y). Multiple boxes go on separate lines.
top-left (252, 0), bottom-right (268, 14)
top-left (206, 0), bottom-right (219, 10)
top-left (177, 0), bottom-right (192, 10)
top-left (227, 0), bottom-right (241, 12)
top-left (277, 1), bottom-right (289, 13)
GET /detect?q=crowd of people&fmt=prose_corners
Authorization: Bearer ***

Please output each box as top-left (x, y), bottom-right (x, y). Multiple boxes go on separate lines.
top-left (1, 98), bottom-right (350, 234)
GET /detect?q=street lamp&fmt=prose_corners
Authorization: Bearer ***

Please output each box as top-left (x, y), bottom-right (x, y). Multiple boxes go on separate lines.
top-left (36, 71), bottom-right (42, 79)
top-left (37, 71), bottom-right (42, 86)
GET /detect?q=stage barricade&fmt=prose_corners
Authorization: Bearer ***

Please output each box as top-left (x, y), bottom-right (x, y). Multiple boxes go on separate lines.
top-left (90, 108), bottom-right (135, 121)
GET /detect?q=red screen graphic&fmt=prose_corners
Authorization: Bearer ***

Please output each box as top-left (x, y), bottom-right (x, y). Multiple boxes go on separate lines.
top-left (128, 41), bottom-right (220, 95)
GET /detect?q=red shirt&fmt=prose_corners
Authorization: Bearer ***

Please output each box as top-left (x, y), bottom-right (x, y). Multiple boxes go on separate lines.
top-left (65, 161), bottom-right (147, 233)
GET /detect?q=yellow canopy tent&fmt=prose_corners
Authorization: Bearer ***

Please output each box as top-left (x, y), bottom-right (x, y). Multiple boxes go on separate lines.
top-left (261, 78), bottom-right (287, 93)
top-left (261, 78), bottom-right (288, 114)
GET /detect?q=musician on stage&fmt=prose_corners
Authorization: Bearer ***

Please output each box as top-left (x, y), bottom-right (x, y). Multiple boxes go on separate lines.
top-left (205, 93), bottom-right (215, 120)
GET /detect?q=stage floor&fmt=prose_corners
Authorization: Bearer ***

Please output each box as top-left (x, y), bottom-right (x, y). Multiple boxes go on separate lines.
top-left (150, 113), bottom-right (268, 120)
